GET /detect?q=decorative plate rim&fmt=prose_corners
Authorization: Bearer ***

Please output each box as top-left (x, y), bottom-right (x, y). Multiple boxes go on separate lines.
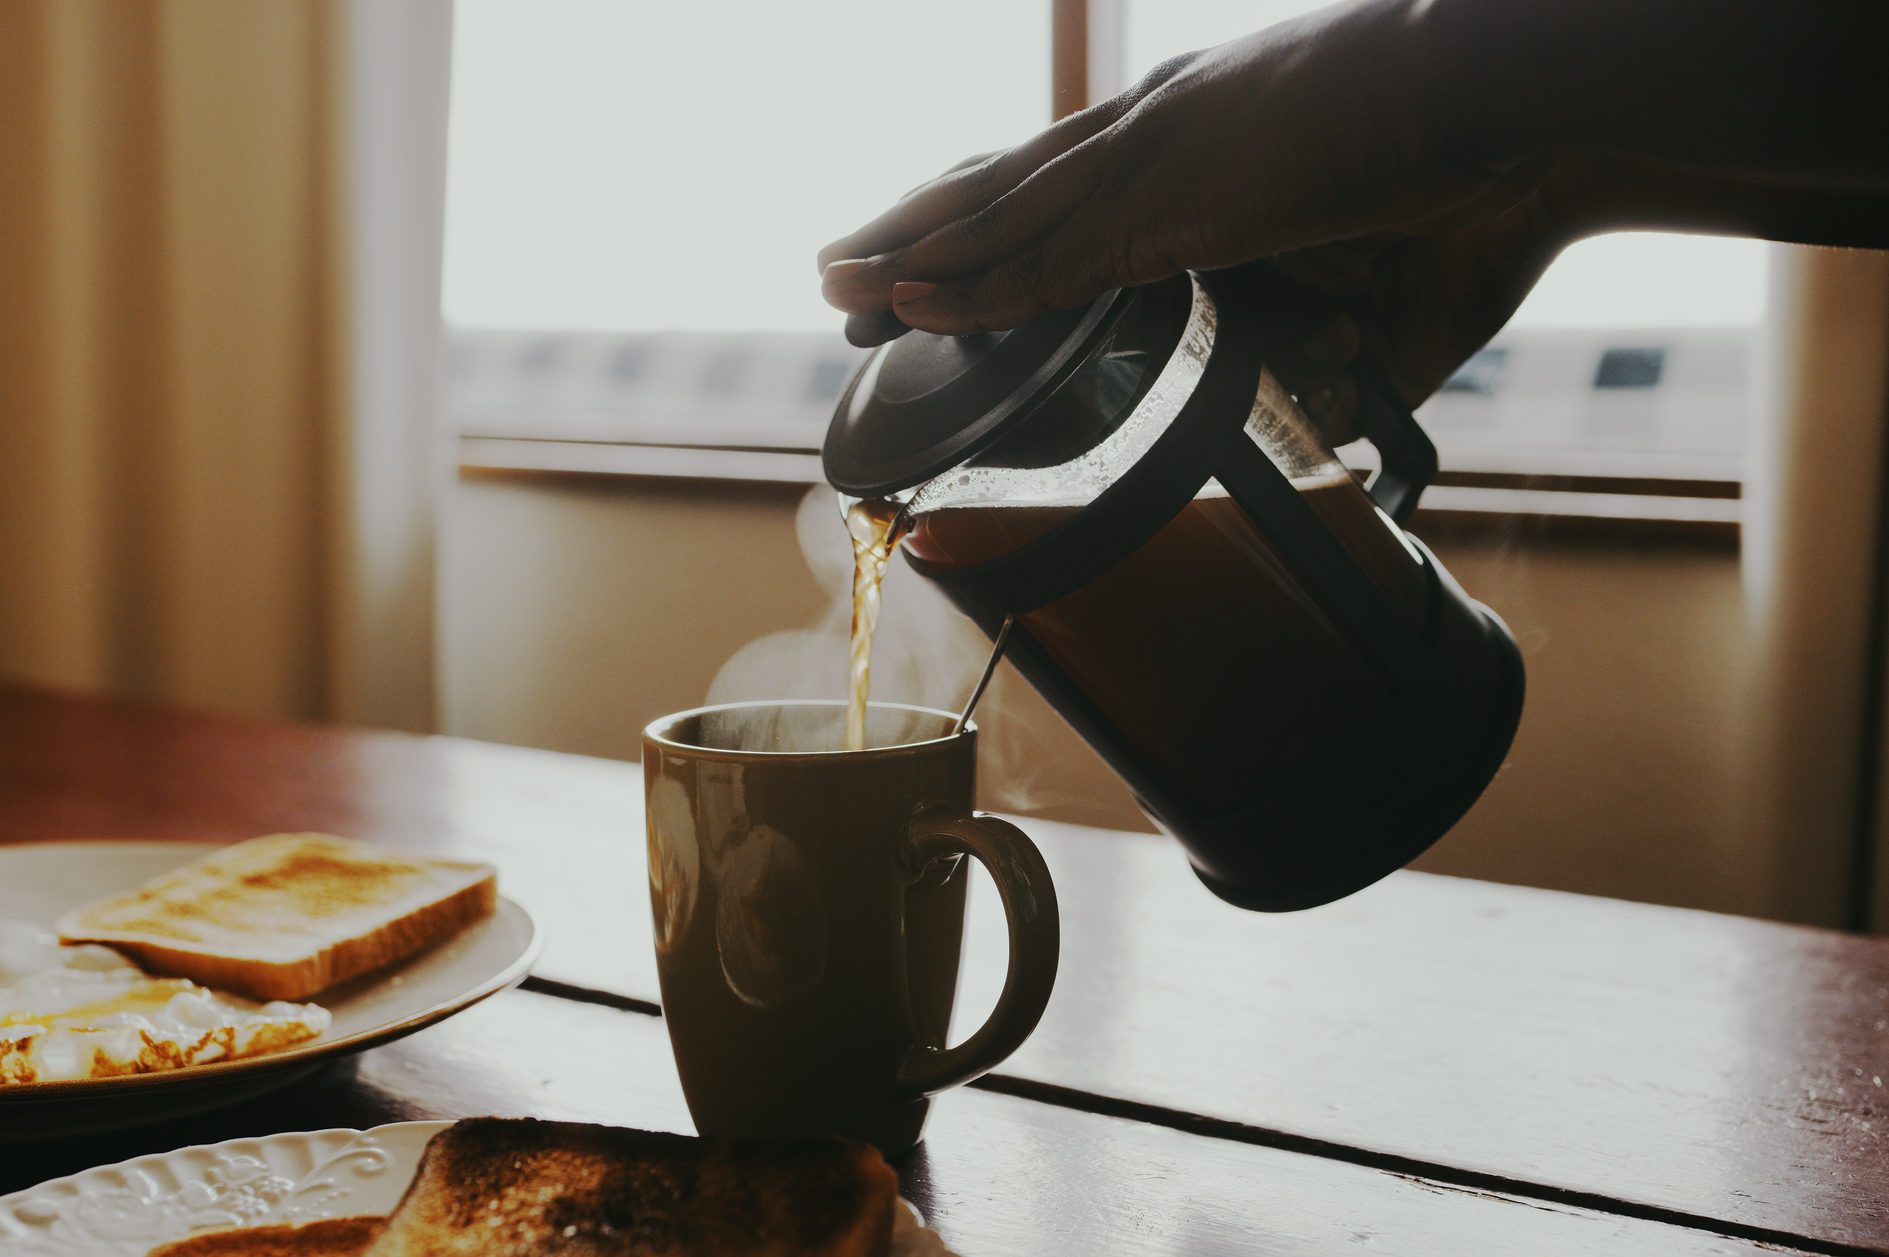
top-left (1, 1119), bottom-right (452, 1209)
top-left (0, 1121), bottom-right (446, 1254)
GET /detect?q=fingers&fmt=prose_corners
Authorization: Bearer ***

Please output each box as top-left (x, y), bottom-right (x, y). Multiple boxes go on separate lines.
top-left (907, 150), bottom-right (998, 199)
top-left (888, 251), bottom-right (1072, 336)
top-left (844, 311), bottom-right (909, 348)
top-left (815, 98), bottom-right (1127, 277)
top-left (820, 129), bottom-right (1120, 317)
top-left (1214, 254), bottom-right (1375, 445)
top-left (815, 153), bottom-right (1005, 276)
top-left (1295, 371), bottom-right (1362, 446)
top-left (1281, 309), bottom-right (1365, 446)
top-left (816, 157), bottom-right (1005, 277)
top-left (887, 199), bottom-right (1154, 335)
top-left (814, 52), bottom-right (1200, 287)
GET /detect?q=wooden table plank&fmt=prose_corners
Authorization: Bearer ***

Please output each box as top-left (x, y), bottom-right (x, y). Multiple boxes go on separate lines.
top-left (3, 685), bottom-right (1886, 1250)
top-left (983, 838), bottom-right (1889, 1250)
top-left (8, 989), bottom-right (1829, 1257)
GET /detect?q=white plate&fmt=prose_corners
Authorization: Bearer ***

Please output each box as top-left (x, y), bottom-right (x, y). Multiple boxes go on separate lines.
top-left (0, 1121), bottom-right (958, 1255)
top-left (0, 841), bottom-right (541, 1137)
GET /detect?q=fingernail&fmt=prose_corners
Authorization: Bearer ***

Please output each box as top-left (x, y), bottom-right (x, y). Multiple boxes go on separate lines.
top-left (892, 280), bottom-right (938, 305)
top-left (821, 261), bottom-right (889, 315)
top-left (821, 258), bottom-right (867, 284)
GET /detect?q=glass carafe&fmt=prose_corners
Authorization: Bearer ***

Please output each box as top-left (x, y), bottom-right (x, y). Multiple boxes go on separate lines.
top-left (825, 270), bottom-right (1523, 910)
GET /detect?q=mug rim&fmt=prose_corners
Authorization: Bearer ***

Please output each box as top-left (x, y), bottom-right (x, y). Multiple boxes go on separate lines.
top-left (642, 698), bottom-right (974, 760)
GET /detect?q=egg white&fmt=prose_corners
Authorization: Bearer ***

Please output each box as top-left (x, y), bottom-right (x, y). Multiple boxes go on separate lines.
top-left (0, 921), bottom-right (330, 1084)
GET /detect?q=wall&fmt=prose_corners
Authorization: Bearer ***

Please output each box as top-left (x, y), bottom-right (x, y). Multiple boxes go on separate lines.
top-left (1406, 528), bottom-right (1757, 916)
top-left (439, 473), bottom-right (1791, 923)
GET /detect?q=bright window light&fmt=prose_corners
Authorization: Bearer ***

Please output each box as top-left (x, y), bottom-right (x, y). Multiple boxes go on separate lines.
top-left (1509, 234), bottom-right (1766, 328)
top-left (1126, 0), bottom-right (1336, 51)
top-left (444, 0), bottom-right (1049, 333)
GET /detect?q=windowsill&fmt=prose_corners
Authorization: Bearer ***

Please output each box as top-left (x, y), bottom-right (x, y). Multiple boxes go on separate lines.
top-left (459, 435), bottom-right (824, 484)
top-left (456, 434), bottom-right (1741, 544)
top-left (1414, 485), bottom-right (1739, 544)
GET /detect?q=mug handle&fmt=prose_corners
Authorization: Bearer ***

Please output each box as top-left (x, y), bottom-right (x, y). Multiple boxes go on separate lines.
top-left (896, 809), bottom-right (1060, 1098)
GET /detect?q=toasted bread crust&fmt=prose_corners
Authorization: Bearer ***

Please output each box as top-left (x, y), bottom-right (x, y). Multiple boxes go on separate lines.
top-left (91, 877), bottom-right (496, 1001)
top-left (146, 1216), bottom-right (385, 1256)
top-left (366, 1118), bottom-right (898, 1257)
top-left (59, 834), bottom-right (498, 1001)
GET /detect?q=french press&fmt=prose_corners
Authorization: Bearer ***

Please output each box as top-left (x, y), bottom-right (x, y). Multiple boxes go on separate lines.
top-left (822, 267), bottom-right (1524, 911)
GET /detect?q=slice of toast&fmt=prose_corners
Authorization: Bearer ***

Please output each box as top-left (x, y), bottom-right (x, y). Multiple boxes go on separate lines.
top-left (58, 833), bottom-right (497, 1001)
top-left (364, 1118), bottom-right (899, 1257)
top-left (146, 1216), bottom-right (385, 1256)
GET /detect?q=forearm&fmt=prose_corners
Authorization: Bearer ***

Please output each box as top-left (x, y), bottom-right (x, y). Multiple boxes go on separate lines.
top-left (1418, 0), bottom-right (1889, 193)
top-left (1541, 150), bottom-right (1889, 249)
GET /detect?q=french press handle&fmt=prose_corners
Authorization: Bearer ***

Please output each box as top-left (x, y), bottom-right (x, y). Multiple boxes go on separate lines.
top-left (1349, 358), bottom-right (1437, 525)
top-left (1206, 262), bottom-right (1437, 525)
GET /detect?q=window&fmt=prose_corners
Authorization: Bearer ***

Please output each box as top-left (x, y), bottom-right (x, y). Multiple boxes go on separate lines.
top-left (446, 0), bottom-right (1766, 503)
top-left (444, 0), bottom-right (1046, 467)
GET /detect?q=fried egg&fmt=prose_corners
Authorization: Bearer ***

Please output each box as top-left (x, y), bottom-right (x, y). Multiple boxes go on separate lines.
top-left (0, 920), bottom-right (330, 1084)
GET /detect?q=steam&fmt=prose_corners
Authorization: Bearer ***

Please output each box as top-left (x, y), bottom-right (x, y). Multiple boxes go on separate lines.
top-left (1451, 506), bottom-right (1551, 656)
top-left (704, 486), bottom-right (1125, 820)
top-left (706, 487), bottom-right (989, 742)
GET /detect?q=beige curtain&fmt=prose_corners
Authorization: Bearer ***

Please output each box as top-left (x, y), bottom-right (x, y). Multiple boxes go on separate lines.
top-left (1744, 246), bottom-right (1889, 931)
top-left (0, 0), bottom-right (447, 729)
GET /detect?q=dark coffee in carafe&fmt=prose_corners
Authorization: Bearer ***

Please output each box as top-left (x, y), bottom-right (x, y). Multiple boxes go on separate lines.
top-left (904, 471), bottom-right (1429, 812)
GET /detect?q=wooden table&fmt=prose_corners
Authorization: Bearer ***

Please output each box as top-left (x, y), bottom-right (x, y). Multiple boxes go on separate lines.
top-left (2, 684), bottom-right (1885, 1255)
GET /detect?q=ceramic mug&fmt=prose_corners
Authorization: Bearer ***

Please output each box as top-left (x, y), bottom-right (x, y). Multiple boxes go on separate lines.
top-left (642, 699), bottom-right (1059, 1153)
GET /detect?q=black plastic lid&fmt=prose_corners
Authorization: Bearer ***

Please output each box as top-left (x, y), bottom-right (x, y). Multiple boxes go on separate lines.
top-left (822, 287), bottom-right (1141, 498)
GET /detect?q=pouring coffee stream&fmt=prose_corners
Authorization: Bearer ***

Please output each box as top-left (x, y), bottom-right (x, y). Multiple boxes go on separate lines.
top-left (842, 494), bottom-right (1015, 751)
top-left (842, 497), bottom-right (910, 751)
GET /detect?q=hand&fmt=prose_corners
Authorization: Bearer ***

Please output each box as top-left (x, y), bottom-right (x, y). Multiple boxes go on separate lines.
top-left (817, 0), bottom-right (1552, 349)
top-left (1264, 177), bottom-right (1575, 439)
